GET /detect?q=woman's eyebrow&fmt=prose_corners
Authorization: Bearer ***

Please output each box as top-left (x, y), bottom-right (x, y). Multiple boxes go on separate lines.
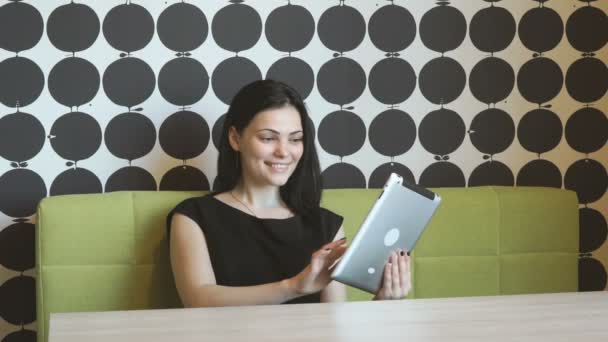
top-left (256, 129), bottom-right (303, 135)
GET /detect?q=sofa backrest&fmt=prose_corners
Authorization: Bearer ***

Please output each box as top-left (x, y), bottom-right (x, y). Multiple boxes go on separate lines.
top-left (321, 187), bottom-right (579, 301)
top-left (36, 186), bottom-right (579, 342)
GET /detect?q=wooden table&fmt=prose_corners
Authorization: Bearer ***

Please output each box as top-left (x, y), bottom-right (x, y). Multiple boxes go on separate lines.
top-left (49, 291), bottom-right (608, 342)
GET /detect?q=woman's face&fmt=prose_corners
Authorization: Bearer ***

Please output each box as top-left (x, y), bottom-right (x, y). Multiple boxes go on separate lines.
top-left (229, 105), bottom-right (305, 188)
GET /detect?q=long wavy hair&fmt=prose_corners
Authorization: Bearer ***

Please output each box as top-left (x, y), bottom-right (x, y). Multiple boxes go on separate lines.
top-left (214, 79), bottom-right (322, 219)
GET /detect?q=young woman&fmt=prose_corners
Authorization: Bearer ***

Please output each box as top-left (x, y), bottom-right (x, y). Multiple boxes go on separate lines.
top-left (167, 79), bottom-right (411, 307)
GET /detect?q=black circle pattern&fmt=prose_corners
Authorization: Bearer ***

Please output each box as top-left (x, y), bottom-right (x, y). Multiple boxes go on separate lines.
top-left (369, 58), bottom-right (416, 105)
top-left (2, 329), bottom-right (36, 342)
top-left (565, 159), bottom-right (607, 205)
top-left (517, 109), bottom-right (562, 155)
top-left (47, 3), bottom-right (99, 53)
top-left (368, 4), bottom-right (416, 53)
top-left (50, 168), bottom-right (102, 196)
top-left (0, 2), bottom-right (43, 53)
top-left (469, 108), bottom-right (515, 155)
top-left (469, 5), bottom-right (516, 53)
top-left (212, 56), bottom-right (262, 105)
top-left (103, 57), bottom-right (156, 108)
top-left (517, 57), bottom-right (563, 105)
top-left (48, 57), bottom-right (100, 108)
top-left (369, 162), bottom-right (415, 189)
top-left (159, 111), bottom-right (210, 161)
top-left (265, 4), bottom-right (314, 53)
top-left (368, 110), bottom-right (416, 157)
top-left (158, 58), bottom-right (209, 106)
top-left (468, 160), bottom-right (514, 187)
top-left (565, 57), bottom-right (608, 104)
top-left (105, 166), bottom-right (157, 192)
top-left (318, 110), bottom-right (366, 158)
top-left (1, 3), bottom-right (608, 337)
top-left (579, 208), bottom-right (607, 254)
top-left (0, 112), bottom-right (45, 162)
top-left (104, 112), bottom-right (156, 162)
top-left (317, 57), bottom-right (366, 106)
top-left (469, 57), bottom-right (514, 105)
top-left (0, 57), bottom-right (45, 108)
top-left (565, 107), bottom-right (607, 154)
top-left (0, 222), bottom-right (34, 272)
top-left (318, 5), bottom-right (366, 53)
top-left (50, 111), bottom-right (102, 162)
top-left (517, 159), bottom-right (562, 188)
top-left (103, 4), bottom-right (154, 53)
top-left (266, 57), bottom-right (315, 100)
top-left (566, 6), bottom-right (608, 53)
top-left (518, 6), bottom-right (563, 54)
top-left (419, 108), bottom-right (466, 156)
top-left (419, 57), bottom-right (466, 105)
top-left (157, 3), bottom-right (208, 53)
top-left (419, 5), bottom-right (467, 53)
top-left (160, 166), bottom-right (210, 191)
top-left (0, 275), bottom-right (36, 325)
top-left (212, 4), bottom-right (261, 53)
top-left (0, 169), bottom-right (46, 218)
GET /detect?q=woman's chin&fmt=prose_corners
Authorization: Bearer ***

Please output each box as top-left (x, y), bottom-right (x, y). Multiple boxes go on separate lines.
top-left (264, 172), bottom-right (293, 187)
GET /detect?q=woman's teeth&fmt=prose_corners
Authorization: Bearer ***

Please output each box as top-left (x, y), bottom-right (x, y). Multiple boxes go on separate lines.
top-left (268, 163), bottom-right (288, 170)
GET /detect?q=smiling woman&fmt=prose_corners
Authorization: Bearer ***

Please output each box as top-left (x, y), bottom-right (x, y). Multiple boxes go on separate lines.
top-left (225, 105), bottom-right (305, 205)
top-left (166, 79), bottom-right (411, 308)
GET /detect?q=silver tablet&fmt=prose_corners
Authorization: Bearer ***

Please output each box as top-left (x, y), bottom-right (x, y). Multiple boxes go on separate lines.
top-left (330, 173), bottom-right (441, 294)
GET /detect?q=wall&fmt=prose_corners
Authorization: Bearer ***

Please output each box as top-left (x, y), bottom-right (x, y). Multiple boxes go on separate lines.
top-left (0, 0), bottom-right (606, 340)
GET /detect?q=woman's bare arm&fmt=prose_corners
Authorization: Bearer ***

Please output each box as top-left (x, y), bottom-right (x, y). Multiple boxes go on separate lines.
top-left (320, 226), bottom-right (348, 303)
top-left (169, 213), bottom-right (302, 307)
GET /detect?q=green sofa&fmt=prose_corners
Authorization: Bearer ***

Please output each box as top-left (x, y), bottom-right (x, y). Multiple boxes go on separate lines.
top-left (36, 186), bottom-right (579, 342)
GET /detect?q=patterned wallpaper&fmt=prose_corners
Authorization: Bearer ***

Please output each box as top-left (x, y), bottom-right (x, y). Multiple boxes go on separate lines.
top-left (0, 0), bottom-right (606, 340)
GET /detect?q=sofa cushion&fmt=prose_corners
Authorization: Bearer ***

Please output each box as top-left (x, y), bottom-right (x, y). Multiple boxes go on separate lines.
top-left (36, 186), bottom-right (579, 342)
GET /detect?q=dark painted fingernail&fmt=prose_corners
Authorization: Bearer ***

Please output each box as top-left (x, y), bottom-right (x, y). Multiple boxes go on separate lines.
top-left (339, 237), bottom-right (347, 240)
top-left (400, 251), bottom-right (405, 256)
top-left (407, 251), bottom-right (411, 256)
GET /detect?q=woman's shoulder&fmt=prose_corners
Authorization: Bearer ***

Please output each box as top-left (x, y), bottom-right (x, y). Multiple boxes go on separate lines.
top-left (316, 207), bottom-right (344, 234)
top-left (169, 193), bottom-right (218, 223)
top-left (318, 207), bottom-right (343, 221)
top-left (304, 207), bottom-right (343, 243)
top-left (167, 193), bottom-right (223, 235)
top-left (174, 192), bottom-right (217, 209)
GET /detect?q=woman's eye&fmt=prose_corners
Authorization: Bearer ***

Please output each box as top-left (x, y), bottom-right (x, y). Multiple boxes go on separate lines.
top-left (261, 137), bottom-right (275, 142)
top-left (290, 138), bottom-right (303, 143)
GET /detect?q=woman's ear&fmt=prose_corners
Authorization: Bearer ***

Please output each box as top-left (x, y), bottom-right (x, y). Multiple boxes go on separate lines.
top-left (228, 126), bottom-right (240, 152)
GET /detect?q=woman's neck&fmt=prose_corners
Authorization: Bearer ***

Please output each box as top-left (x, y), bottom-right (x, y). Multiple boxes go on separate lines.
top-left (232, 179), bottom-right (283, 209)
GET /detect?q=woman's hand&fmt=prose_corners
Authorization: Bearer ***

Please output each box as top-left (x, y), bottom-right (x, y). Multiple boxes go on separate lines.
top-left (288, 238), bottom-right (348, 296)
top-left (373, 249), bottom-right (411, 300)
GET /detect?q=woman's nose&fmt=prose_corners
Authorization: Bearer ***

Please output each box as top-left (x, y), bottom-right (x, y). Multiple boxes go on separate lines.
top-left (274, 141), bottom-right (288, 157)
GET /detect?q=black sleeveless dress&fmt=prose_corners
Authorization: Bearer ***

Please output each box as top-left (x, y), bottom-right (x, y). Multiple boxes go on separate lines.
top-left (166, 194), bottom-right (343, 304)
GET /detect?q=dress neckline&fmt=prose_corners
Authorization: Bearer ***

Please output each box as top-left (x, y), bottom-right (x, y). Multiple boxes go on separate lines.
top-left (209, 194), bottom-right (299, 222)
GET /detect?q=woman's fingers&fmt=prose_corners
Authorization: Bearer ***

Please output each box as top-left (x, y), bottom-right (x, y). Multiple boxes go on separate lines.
top-left (328, 244), bottom-right (347, 259)
top-left (313, 238), bottom-right (344, 259)
top-left (325, 245), bottom-right (347, 268)
top-left (311, 243), bottom-right (347, 273)
top-left (322, 237), bottom-right (347, 251)
top-left (375, 250), bottom-right (412, 300)
top-left (383, 259), bottom-right (393, 296)
top-left (317, 238), bottom-right (347, 262)
top-left (391, 252), bottom-right (400, 291)
top-left (399, 250), bottom-right (408, 290)
top-left (406, 250), bottom-right (411, 292)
